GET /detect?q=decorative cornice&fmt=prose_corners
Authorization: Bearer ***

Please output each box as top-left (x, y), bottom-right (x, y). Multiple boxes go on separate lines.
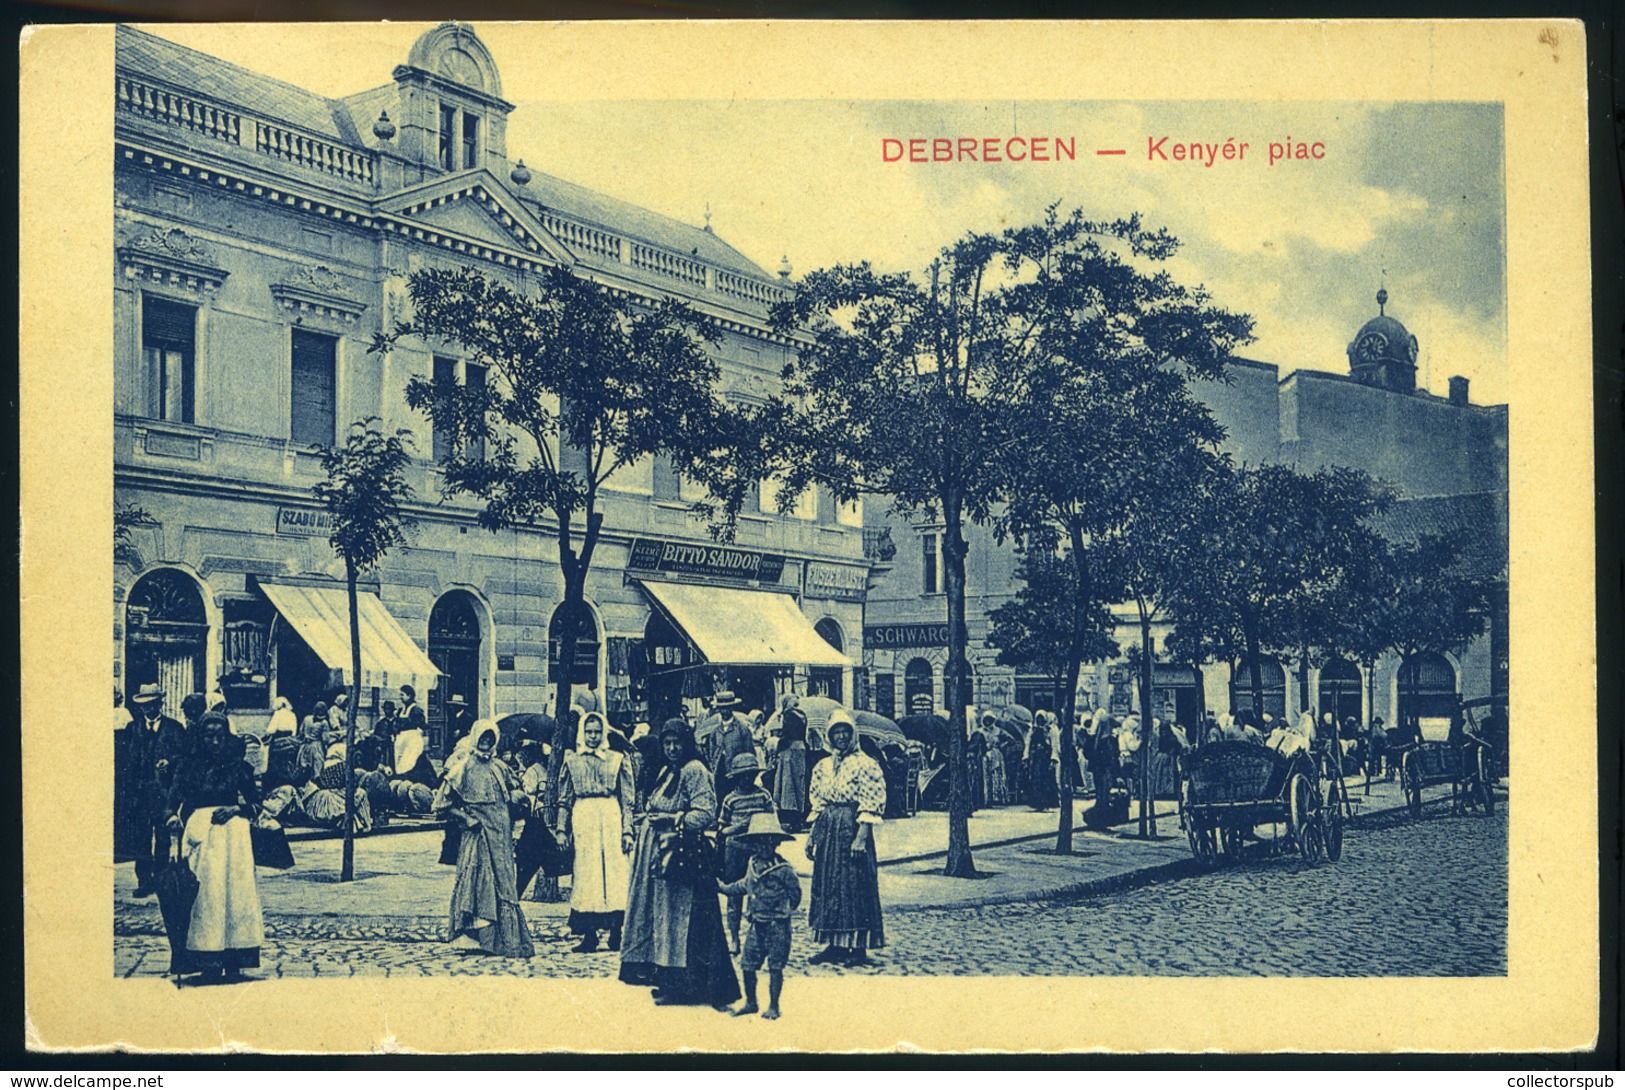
top-left (118, 226), bottom-right (230, 292)
top-left (269, 264), bottom-right (367, 324)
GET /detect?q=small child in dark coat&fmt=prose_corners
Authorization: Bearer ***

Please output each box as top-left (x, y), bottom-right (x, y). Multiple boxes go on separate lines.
top-left (717, 812), bottom-right (803, 1020)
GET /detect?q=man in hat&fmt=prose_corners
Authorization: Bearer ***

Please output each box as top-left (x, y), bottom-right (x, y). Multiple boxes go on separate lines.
top-left (706, 691), bottom-right (755, 791)
top-left (717, 812), bottom-right (801, 1020)
top-left (114, 683), bottom-right (189, 897)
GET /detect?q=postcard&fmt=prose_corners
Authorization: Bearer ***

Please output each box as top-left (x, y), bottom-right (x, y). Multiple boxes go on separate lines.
top-left (18, 18), bottom-right (1596, 1053)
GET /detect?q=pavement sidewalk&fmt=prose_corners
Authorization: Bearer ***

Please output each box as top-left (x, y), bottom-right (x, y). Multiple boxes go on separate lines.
top-left (113, 772), bottom-right (1425, 933)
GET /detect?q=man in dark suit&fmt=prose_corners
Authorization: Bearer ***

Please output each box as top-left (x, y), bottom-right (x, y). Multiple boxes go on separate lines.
top-left (114, 683), bottom-right (189, 897)
top-left (707, 691), bottom-right (756, 790)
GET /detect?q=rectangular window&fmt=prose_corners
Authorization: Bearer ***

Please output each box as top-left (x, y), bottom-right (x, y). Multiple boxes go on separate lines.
top-left (290, 329), bottom-right (337, 447)
top-left (462, 112), bottom-right (480, 169)
top-left (438, 103), bottom-right (456, 171)
top-left (432, 356), bottom-right (457, 463)
top-left (141, 296), bottom-right (195, 423)
top-left (922, 532), bottom-right (940, 594)
top-left (464, 363), bottom-right (486, 462)
top-left (651, 454), bottom-right (682, 502)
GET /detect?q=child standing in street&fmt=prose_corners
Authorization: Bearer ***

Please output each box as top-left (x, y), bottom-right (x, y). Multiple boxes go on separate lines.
top-left (717, 812), bottom-right (802, 1020)
top-left (717, 752), bottom-right (775, 954)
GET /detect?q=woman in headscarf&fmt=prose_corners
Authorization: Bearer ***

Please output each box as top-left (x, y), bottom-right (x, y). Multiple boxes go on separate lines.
top-left (964, 718), bottom-right (988, 812)
top-left (1024, 713), bottom-right (1057, 811)
top-left (805, 709), bottom-right (886, 967)
top-left (265, 696), bottom-right (297, 738)
top-left (619, 719), bottom-right (740, 1008)
top-left (436, 732), bottom-right (476, 865)
top-left (297, 743), bottom-right (372, 833)
top-left (165, 710), bottom-right (263, 983)
top-left (293, 710), bottom-right (326, 788)
top-left (770, 695), bottom-right (811, 833)
top-left (445, 720), bottom-right (534, 958)
top-left (557, 711), bottom-right (636, 954)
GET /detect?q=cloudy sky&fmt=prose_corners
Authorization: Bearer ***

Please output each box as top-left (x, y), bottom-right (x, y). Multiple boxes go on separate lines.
top-left (151, 26), bottom-right (1508, 403)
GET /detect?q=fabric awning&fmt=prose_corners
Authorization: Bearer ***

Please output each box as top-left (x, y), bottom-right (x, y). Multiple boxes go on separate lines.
top-left (260, 582), bottom-right (440, 692)
top-left (639, 580), bottom-right (850, 668)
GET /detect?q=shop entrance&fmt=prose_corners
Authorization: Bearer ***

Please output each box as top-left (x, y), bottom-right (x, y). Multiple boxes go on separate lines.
top-left (124, 568), bottom-right (208, 722)
top-left (808, 619), bottom-right (845, 702)
top-left (1398, 653), bottom-right (1457, 740)
top-left (429, 591), bottom-right (483, 756)
top-left (903, 657), bottom-right (935, 717)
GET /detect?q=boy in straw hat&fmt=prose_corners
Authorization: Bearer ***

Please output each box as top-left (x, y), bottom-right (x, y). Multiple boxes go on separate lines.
top-left (717, 812), bottom-right (802, 1020)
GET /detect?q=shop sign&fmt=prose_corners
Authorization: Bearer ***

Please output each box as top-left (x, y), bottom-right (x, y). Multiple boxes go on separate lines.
top-left (864, 623), bottom-right (950, 650)
top-left (804, 562), bottom-right (867, 602)
top-left (627, 537), bottom-right (785, 584)
top-left (276, 506), bottom-right (334, 537)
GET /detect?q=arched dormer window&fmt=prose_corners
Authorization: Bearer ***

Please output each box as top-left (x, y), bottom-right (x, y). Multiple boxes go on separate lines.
top-left (394, 23), bottom-right (513, 175)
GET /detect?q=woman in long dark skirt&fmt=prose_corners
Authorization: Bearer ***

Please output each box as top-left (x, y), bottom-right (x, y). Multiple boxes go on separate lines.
top-left (1025, 716), bottom-right (1058, 811)
top-left (618, 719), bottom-right (740, 1008)
top-left (805, 710), bottom-right (886, 967)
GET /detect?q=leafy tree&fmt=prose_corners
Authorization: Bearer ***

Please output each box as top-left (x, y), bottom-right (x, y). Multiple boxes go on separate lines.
top-left (312, 418), bottom-right (417, 883)
top-left (374, 264), bottom-right (738, 852)
top-left (1379, 532), bottom-right (1493, 732)
top-left (768, 239), bottom-right (1026, 877)
top-left (990, 208), bottom-right (1251, 849)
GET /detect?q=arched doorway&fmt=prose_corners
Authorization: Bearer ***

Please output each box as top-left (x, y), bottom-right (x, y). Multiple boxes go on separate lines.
top-left (124, 568), bottom-right (208, 721)
top-left (549, 598), bottom-right (602, 709)
top-left (809, 618), bottom-right (844, 702)
top-left (903, 657), bottom-right (935, 717)
top-left (1317, 657), bottom-right (1363, 726)
top-left (1229, 656), bottom-right (1286, 721)
top-left (1398, 652), bottom-right (1457, 739)
top-left (428, 591), bottom-right (484, 756)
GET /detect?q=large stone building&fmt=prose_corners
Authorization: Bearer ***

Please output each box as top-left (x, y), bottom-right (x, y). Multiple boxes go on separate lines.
top-left (113, 23), bottom-right (863, 750)
top-left (861, 289), bottom-right (1509, 735)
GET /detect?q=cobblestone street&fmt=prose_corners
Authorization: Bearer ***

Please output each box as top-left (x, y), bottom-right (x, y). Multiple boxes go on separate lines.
top-left (116, 798), bottom-right (1505, 981)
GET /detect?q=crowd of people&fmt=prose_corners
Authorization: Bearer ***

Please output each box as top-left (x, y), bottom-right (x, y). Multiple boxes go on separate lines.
top-left (113, 682), bottom-right (885, 1016)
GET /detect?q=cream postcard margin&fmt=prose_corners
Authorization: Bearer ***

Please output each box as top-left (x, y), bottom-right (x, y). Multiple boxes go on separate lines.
top-left (19, 19), bottom-right (1596, 1053)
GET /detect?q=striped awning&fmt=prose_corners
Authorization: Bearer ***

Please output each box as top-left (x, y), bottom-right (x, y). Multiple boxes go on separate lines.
top-left (260, 582), bottom-right (440, 692)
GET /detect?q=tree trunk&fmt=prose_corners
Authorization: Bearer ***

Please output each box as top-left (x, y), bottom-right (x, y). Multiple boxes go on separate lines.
top-left (1137, 609), bottom-right (1157, 839)
top-left (1055, 527), bottom-right (1093, 855)
top-left (1247, 630), bottom-right (1265, 723)
top-left (342, 557), bottom-right (361, 883)
top-left (1298, 640), bottom-right (1311, 714)
top-left (941, 495), bottom-right (977, 878)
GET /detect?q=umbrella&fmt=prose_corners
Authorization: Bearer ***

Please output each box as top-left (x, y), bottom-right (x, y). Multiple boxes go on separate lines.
top-left (853, 710), bottom-right (905, 746)
top-left (796, 695), bottom-right (845, 736)
top-left (897, 713), bottom-right (953, 749)
top-left (1000, 704), bottom-right (1035, 728)
top-left (496, 712), bottom-right (556, 747)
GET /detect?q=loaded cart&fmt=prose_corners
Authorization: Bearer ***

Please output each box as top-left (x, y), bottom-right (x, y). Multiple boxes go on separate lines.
top-left (1178, 740), bottom-right (1346, 867)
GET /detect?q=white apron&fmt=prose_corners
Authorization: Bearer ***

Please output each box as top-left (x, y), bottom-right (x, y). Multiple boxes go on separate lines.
top-left (182, 808), bottom-right (264, 953)
top-left (569, 753), bottom-right (631, 915)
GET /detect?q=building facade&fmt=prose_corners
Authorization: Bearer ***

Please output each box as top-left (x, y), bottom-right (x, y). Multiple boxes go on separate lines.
top-left (861, 291), bottom-right (1510, 735)
top-left (113, 23), bottom-right (864, 749)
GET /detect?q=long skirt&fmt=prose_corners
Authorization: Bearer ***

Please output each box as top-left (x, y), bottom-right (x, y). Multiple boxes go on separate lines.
top-left (181, 809), bottom-right (262, 971)
top-left (807, 803), bottom-right (885, 950)
top-left (301, 785), bottom-right (372, 833)
top-left (772, 745), bottom-right (810, 817)
top-left (448, 811), bottom-right (535, 958)
top-left (568, 796), bottom-right (631, 918)
top-left (618, 823), bottom-right (739, 1006)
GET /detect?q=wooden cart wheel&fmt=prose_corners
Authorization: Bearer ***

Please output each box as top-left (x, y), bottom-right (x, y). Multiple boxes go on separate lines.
top-left (1189, 823), bottom-right (1218, 867)
top-left (1288, 771), bottom-right (1313, 856)
top-left (1476, 745), bottom-right (1495, 815)
top-left (1219, 824), bottom-right (1242, 865)
top-left (1323, 780), bottom-right (1344, 862)
top-left (1402, 753), bottom-right (1423, 818)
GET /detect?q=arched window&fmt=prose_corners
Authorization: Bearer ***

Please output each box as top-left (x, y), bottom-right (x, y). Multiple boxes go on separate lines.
top-left (124, 568), bottom-right (208, 720)
top-left (428, 591), bottom-right (485, 754)
top-left (549, 599), bottom-right (602, 695)
top-left (1229, 656), bottom-right (1286, 721)
top-left (903, 657), bottom-right (935, 717)
top-left (1398, 652), bottom-right (1457, 731)
top-left (810, 619), bottom-right (845, 702)
top-left (1317, 657), bottom-right (1363, 727)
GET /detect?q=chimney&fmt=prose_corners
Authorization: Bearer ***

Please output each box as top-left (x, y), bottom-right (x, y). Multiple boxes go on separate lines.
top-left (1448, 375), bottom-right (1470, 406)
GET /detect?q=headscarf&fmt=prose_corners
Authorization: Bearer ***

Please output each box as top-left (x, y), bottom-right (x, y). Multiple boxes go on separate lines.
top-left (657, 717), bottom-right (700, 770)
top-left (576, 711), bottom-right (613, 757)
top-left (207, 691), bottom-right (228, 712)
top-left (323, 743), bottom-right (347, 769)
top-left (445, 719), bottom-right (500, 793)
top-left (826, 708), bottom-right (858, 757)
top-left (267, 696), bottom-right (297, 737)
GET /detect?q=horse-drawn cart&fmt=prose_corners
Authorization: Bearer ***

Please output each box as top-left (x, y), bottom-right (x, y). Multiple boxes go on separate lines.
top-left (1179, 740), bottom-right (1346, 867)
top-left (1395, 735), bottom-right (1496, 819)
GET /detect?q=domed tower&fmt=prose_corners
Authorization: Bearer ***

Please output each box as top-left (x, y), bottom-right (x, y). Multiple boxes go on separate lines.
top-left (389, 23), bottom-right (514, 178)
top-left (1346, 288), bottom-right (1419, 394)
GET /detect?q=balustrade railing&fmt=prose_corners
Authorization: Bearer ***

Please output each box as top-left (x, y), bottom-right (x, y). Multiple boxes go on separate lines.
top-left (117, 76), bottom-right (242, 146)
top-left (254, 121), bottom-right (376, 185)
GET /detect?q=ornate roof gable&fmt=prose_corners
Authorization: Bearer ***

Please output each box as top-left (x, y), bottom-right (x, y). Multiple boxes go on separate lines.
top-left (378, 171), bottom-right (575, 266)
